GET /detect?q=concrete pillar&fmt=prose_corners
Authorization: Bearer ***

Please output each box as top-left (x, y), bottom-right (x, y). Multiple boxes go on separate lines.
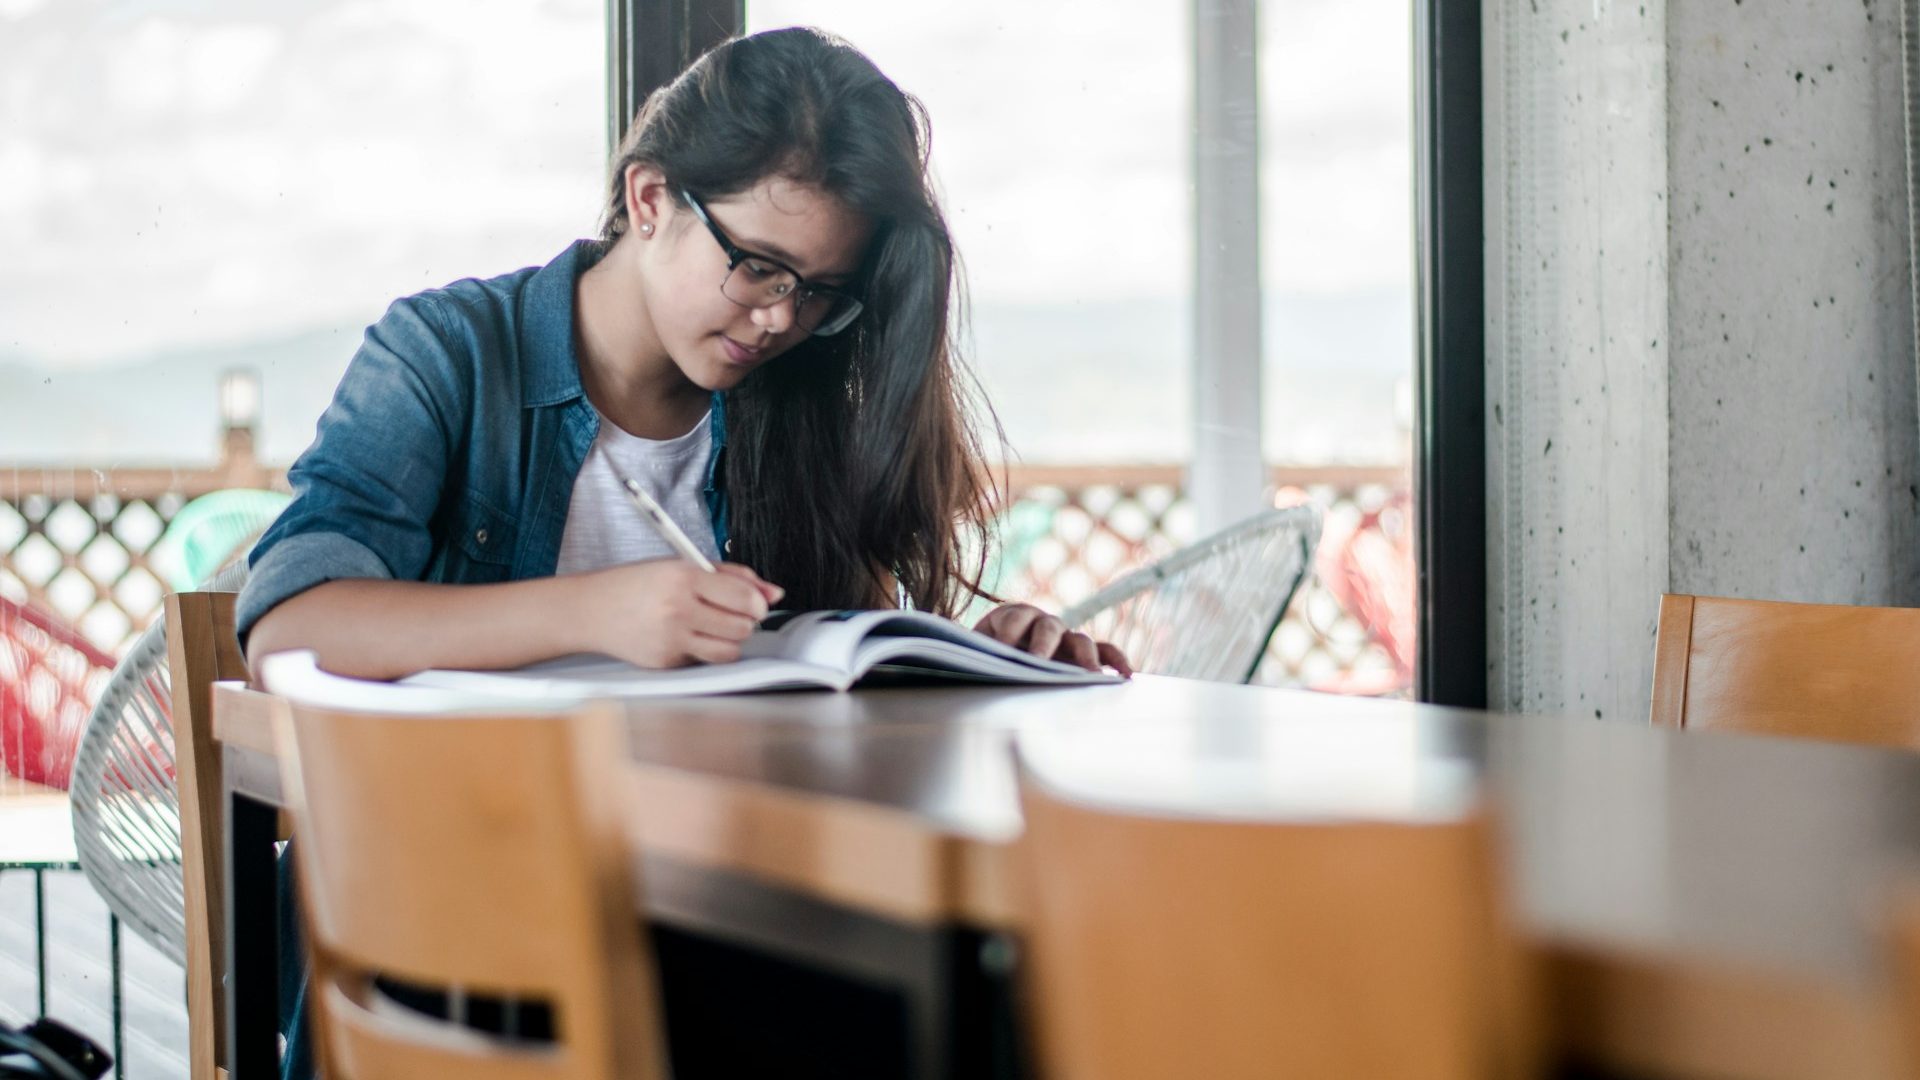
top-left (1486, 0), bottom-right (1671, 721)
top-left (1488, 0), bottom-right (1920, 719)
top-left (1666, 0), bottom-right (1918, 606)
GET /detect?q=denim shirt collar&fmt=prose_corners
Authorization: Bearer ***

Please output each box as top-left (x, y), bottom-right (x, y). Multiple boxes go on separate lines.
top-left (522, 238), bottom-right (730, 555)
top-left (520, 239), bottom-right (597, 409)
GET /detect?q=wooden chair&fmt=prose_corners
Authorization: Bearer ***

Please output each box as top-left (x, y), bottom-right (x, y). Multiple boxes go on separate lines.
top-left (271, 691), bottom-right (667, 1080)
top-left (1885, 887), bottom-right (1920, 1079)
top-left (1013, 758), bottom-right (1535, 1080)
top-left (166, 589), bottom-right (250, 1080)
top-left (1652, 593), bottom-right (1920, 748)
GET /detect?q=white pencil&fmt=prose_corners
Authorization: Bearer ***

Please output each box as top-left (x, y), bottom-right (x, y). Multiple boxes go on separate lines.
top-left (604, 450), bottom-right (717, 572)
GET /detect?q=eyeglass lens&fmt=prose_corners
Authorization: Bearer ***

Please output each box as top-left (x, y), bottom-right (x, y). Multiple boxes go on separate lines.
top-left (720, 263), bottom-right (857, 333)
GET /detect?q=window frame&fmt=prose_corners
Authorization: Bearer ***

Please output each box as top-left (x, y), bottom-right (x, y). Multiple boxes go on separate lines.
top-left (608, 0), bottom-right (742, 150)
top-left (1412, 0), bottom-right (1487, 708)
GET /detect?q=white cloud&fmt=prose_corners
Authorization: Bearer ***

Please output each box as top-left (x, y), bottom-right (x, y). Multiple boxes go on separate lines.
top-left (0, 140), bottom-right (45, 216)
top-left (0, 3), bottom-right (603, 365)
top-left (184, 24), bottom-right (283, 113)
top-left (105, 17), bottom-right (188, 115)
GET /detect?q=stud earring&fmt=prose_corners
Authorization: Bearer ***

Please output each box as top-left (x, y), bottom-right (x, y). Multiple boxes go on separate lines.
top-left (639, 222), bottom-right (654, 236)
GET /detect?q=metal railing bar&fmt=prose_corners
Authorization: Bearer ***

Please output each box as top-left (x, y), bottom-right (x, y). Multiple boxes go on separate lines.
top-left (34, 868), bottom-right (46, 1018)
top-left (109, 914), bottom-right (123, 1080)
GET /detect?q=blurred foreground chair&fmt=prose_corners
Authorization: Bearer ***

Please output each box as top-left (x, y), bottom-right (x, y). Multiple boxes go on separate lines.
top-left (265, 659), bottom-right (666, 1080)
top-left (1652, 594), bottom-right (1920, 748)
top-left (1064, 505), bottom-right (1320, 683)
top-left (1884, 887), bottom-right (1920, 1080)
top-left (1013, 748), bottom-right (1534, 1080)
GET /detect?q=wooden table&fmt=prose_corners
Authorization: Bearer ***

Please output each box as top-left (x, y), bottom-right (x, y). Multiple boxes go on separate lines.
top-left (213, 676), bottom-right (1920, 1080)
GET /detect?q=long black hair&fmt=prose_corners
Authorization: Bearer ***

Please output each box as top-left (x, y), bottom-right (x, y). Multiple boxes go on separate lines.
top-left (600, 27), bottom-right (1000, 615)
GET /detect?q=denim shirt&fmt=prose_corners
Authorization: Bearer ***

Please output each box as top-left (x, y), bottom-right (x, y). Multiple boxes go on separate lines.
top-left (237, 240), bottom-right (729, 644)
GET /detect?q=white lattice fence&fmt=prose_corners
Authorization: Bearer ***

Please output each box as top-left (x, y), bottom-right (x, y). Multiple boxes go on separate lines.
top-left (992, 466), bottom-right (1412, 695)
top-left (0, 460), bottom-right (1414, 693)
top-left (0, 494), bottom-right (181, 657)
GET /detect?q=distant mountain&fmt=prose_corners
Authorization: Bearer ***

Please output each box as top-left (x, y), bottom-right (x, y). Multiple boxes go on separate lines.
top-left (0, 323), bottom-right (362, 467)
top-left (0, 289), bottom-right (1411, 469)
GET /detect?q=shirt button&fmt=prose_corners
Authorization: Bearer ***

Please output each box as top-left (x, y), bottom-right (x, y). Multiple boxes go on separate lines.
top-left (475, 528), bottom-right (490, 545)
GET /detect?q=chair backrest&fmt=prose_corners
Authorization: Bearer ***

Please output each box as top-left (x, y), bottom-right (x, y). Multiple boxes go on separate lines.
top-left (1063, 505), bottom-right (1321, 683)
top-left (0, 596), bottom-right (116, 788)
top-left (276, 695), bottom-right (665, 1080)
top-left (1651, 594), bottom-right (1920, 747)
top-left (166, 589), bottom-right (249, 1079)
top-left (1014, 760), bottom-right (1534, 1080)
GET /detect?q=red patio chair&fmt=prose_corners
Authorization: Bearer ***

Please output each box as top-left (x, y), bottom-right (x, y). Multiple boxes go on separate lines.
top-left (1311, 492), bottom-right (1415, 696)
top-left (0, 597), bottom-right (117, 789)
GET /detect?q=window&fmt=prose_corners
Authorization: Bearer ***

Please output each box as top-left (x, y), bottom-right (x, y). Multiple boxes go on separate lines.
top-left (748, 2), bottom-right (1415, 692)
top-left (0, 0), bottom-right (604, 650)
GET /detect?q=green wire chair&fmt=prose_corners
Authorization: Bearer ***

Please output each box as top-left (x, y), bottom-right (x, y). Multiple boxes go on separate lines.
top-left (148, 490), bottom-right (290, 594)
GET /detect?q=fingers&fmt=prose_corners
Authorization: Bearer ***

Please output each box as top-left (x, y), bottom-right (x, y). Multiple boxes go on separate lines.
top-left (717, 561), bottom-right (785, 605)
top-left (977, 603), bottom-right (1044, 646)
top-left (694, 568), bottom-right (773, 622)
top-left (1059, 631), bottom-right (1100, 672)
top-left (682, 631), bottom-right (744, 666)
top-left (977, 604), bottom-right (1087, 666)
top-left (685, 601), bottom-right (759, 643)
top-left (1024, 614), bottom-right (1068, 662)
top-left (1096, 641), bottom-right (1134, 678)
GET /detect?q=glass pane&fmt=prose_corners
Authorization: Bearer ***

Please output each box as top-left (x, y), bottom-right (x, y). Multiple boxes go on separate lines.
top-left (2, 0), bottom-right (605, 467)
top-left (1260, 0), bottom-right (1416, 695)
top-left (0, 0), bottom-right (604, 666)
top-left (747, 3), bottom-right (1192, 467)
top-left (749, 4), bottom-right (1413, 694)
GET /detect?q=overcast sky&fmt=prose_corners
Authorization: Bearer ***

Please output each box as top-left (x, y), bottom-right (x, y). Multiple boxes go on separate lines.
top-left (1, 0), bottom-right (1409, 371)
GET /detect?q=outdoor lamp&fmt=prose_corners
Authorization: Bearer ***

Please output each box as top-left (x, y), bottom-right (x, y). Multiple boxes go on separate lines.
top-left (219, 368), bottom-right (262, 431)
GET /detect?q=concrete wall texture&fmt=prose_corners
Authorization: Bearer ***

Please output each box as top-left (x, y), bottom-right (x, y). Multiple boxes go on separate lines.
top-left (1487, 0), bottom-right (1671, 721)
top-left (1487, 0), bottom-right (1918, 718)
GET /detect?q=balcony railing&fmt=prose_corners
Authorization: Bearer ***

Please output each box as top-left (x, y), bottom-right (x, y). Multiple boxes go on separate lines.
top-left (0, 434), bottom-right (1412, 694)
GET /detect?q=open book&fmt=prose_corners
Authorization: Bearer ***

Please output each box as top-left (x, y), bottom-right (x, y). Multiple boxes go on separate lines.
top-left (401, 609), bottom-right (1122, 700)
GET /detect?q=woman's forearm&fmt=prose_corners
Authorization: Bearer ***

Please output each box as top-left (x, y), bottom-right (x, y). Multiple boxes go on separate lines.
top-left (245, 575), bottom-right (594, 681)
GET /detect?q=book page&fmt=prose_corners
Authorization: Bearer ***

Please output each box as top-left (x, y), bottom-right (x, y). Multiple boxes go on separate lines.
top-left (740, 610), bottom-right (904, 670)
top-left (748, 609), bottom-right (1121, 685)
top-left (402, 653), bottom-right (849, 699)
top-left (854, 634), bottom-right (1119, 684)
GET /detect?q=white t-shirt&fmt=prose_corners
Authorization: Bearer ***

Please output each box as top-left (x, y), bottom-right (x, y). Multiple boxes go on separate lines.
top-left (556, 409), bottom-right (721, 575)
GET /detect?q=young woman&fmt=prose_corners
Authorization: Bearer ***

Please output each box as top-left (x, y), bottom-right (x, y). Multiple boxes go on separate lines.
top-left (240, 27), bottom-right (1130, 682)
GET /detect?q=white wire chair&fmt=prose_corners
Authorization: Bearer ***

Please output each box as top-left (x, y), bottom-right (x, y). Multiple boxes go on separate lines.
top-left (67, 560), bottom-right (250, 964)
top-left (1064, 505), bottom-right (1321, 684)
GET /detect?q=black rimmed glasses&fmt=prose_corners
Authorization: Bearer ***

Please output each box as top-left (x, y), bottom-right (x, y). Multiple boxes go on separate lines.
top-left (679, 188), bottom-right (865, 337)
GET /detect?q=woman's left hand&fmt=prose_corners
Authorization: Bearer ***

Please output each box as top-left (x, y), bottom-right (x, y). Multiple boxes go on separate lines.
top-left (973, 603), bottom-right (1133, 677)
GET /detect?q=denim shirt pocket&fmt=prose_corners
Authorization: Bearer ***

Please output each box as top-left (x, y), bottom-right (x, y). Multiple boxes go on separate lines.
top-left (449, 492), bottom-right (519, 582)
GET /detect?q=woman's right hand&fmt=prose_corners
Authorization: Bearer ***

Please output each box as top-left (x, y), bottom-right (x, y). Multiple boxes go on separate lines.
top-left (574, 559), bottom-right (784, 668)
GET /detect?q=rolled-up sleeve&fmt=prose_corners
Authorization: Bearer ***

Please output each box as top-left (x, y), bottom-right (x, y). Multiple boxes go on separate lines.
top-left (237, 296), bottom-right (469, 645)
